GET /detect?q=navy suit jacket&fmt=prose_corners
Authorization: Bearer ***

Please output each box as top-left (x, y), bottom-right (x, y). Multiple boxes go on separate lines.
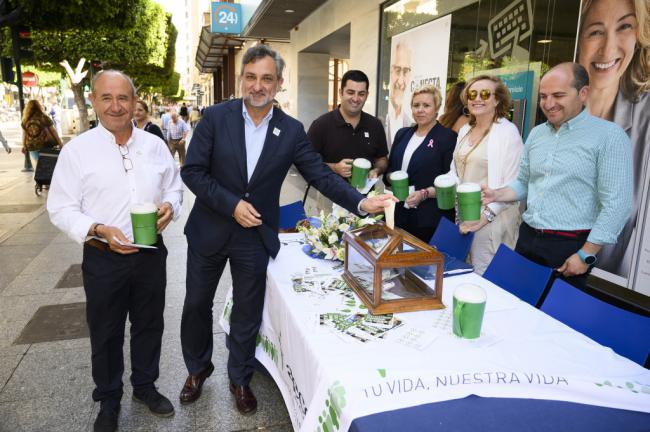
top-left (386, 123), bottom-right (456, 228)
top-left (181, 99), bottom-right (364, 258)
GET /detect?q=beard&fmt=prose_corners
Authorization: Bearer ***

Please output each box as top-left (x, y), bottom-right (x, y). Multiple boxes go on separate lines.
top-left (244, 91), bottom-right (274, 108)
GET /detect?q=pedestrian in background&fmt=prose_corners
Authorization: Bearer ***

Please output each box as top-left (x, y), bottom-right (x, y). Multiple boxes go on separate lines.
top-left (161, 107), bottom-right (171, 141)
top-left (179, 102), bottom-right (189, 122)
top-left (21, 100), bottom-right (63, 164)
top-left (166, 110), bottom-right (190, 167)
top-left (190, 106), bottom-right (201, 128)
top-left (133, 100), bottom-right (165, 142)
top-left (1, 128), bottom-right (11, 153)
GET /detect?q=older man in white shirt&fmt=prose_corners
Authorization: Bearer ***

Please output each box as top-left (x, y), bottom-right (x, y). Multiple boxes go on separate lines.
top-left (47, 70), bottom-right (182, 432)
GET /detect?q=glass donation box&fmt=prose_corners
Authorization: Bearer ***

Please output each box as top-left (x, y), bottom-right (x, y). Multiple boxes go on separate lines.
top-left (342, 224), bottom-right (445, 315)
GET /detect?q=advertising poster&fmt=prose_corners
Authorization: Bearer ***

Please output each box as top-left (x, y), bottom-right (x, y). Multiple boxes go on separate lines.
top-left (576, 0), bottom-right (650, 292)
top-left (386, 14), bottom-right (452, 145)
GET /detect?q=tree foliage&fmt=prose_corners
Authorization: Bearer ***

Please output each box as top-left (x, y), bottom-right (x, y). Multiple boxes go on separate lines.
top-left (8, 0), bottom-right (142, 30)
top-left (26, 0), bottom-right (169, 71)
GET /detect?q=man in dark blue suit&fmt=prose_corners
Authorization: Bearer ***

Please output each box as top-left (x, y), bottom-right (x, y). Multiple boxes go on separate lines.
top-left (179, 45), bottom-right (393, 414)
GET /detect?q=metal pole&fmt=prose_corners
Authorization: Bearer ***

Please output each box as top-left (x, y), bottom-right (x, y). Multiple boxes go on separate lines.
top-left (11, 25), bottom-right (31, 171)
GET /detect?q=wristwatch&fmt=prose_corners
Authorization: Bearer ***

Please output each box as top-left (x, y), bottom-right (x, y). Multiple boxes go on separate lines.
top-left (577, 249), bottom-right (597, 266)
top-left (482, 208), bottom-right (495, 223)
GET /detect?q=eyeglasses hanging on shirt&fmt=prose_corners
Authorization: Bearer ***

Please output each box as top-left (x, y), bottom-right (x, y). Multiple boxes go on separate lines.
top-left (118, 144), bottom-right (133, 172)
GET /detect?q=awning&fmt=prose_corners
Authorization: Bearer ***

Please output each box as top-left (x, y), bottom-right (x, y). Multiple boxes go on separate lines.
top-left (195, 25), bottom-right (244, 73)
top-left (242, 0), bottom-right (328, 40)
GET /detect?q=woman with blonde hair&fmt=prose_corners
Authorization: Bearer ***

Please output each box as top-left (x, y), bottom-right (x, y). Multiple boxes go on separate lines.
top-left (21, 99), bottom-right (62, 165)
top-left (385, 85), bottom-right (457, 242)
top-left (578, 0), bottom-right (650, 276)
top-left (447, 75), bottom-right (524, 274)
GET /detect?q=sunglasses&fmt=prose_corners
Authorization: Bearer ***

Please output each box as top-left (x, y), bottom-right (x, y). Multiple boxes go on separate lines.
top-left (467, 89), bottom-right (493, 101)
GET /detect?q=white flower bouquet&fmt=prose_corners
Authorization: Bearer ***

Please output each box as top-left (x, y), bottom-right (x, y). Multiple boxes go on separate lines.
top-left (297, 203), bottom-right (383, 261)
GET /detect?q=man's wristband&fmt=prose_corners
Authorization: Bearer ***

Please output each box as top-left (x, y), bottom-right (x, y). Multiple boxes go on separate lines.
top-left (93, 223), bottom-right (104, 238)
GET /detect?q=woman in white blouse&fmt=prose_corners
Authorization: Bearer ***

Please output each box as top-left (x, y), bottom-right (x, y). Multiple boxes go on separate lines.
top-left (448, 75), bottom-right (524, 274)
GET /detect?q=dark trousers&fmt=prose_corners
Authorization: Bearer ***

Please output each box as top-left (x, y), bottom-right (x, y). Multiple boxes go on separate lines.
top-left (515, 222), bottom-right (590, 288)
top-left (181, 227), bottom-right (269, 385)
top-left (81, 239), bottom-right (168, 405)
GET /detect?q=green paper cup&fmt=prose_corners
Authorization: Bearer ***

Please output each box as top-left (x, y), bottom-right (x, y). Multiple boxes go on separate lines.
top-left (453, 283), bottom-right (487, 339)
top-left (390, 170), bottom-right (409, 201)
top-left (434, 174), bottom-right (457, 210)
top-left (131, 203), bottom-right (158, 245)
top-left (350, 158), bottom-right (371, 189)
top-left (457, 182), bottom-right (481, 221)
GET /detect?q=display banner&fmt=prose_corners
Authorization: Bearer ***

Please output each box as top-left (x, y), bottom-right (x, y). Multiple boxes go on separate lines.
top-left (220, 234), bottom-right (650, 432)
top-left (386, 14), bottom-right (451, 145)
top-left (574, 0), bottom-right (650, 291)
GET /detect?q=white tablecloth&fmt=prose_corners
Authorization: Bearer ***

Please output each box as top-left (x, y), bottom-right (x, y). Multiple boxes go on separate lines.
top-left (220, 233), bottom-right (650, 432)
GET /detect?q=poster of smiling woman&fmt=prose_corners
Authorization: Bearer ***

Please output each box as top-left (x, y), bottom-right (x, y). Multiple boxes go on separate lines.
top-left (577, 0), bottom-right (650, 292)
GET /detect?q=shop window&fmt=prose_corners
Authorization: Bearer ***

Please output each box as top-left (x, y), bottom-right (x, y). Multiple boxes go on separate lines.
top-left (378, 0), bottom-right (580, 142)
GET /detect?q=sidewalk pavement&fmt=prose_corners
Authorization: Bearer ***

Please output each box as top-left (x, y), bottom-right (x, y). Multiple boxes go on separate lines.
top-left (0, 127), bottom-right (300, 431)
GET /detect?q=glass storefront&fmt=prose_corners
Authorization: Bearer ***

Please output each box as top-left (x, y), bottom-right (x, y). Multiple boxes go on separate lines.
top-left (377, 0), bottom-right (581, 139)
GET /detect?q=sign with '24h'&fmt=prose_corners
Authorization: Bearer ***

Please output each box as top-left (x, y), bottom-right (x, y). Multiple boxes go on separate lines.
top-left (211, 2), bottom-right (242, 34)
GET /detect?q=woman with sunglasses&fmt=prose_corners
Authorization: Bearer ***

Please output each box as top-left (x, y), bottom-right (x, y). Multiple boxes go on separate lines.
top-left (385, 85), bottom-right (457, 242)
top-left (446, 75), bottom-right (524, 274)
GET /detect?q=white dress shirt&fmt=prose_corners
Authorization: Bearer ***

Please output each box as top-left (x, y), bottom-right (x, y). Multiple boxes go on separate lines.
top-left (242, 102), bottom-right (273, 181)
top-left (47, 124), bottom-right (183, 244)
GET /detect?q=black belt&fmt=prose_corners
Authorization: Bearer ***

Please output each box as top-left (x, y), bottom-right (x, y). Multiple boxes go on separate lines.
top-left (85, 238), bottom-right (111, 252)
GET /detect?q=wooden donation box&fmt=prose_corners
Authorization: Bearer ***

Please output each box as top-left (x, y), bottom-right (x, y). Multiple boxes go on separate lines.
top-left (342, 224), bottom-right (445, 315)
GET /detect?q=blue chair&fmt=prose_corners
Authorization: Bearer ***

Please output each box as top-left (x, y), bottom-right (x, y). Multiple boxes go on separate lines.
top-left (483, 244), bottom-right (553, 307)
top-left (279, 200), bottom-right (306, 230)
top-left (429, 217), bottom-right (474, 261)
top-left (541, 279), bottom-right (650, 366)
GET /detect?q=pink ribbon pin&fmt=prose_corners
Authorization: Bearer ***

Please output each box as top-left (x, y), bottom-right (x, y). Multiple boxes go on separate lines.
top-left (427, 139), bottom-right (434, 148)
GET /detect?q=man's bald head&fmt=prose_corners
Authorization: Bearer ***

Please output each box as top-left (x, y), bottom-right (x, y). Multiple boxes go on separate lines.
top-left (91, 70), bottom-right (137, 97)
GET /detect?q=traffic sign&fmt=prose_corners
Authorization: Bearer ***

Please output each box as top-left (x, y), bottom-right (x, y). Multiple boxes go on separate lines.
top-left (22, 71), bottom-right (37, 87)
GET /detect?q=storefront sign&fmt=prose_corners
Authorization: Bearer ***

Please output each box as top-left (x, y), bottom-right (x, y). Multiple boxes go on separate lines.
top-left (211, 2), bottom-right (242, 34)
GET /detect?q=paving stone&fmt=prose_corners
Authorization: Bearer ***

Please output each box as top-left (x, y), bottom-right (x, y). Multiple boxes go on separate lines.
top-left (0, 354), bottom-right (23, 392)
top-left (14, 302), bottom-right (89, 345)
top-left (0, 396), bottom-right (93, 432)
top-left (192, 372), bottom-right (291, 431)
top-left (0, 204), bottom-right (43, 214)
top-left (1, 272), bottom-right (62, 297)
top-left (0, 347), bottom-right (94, 403)
top-left (55, 264), bottom-right (84, 289)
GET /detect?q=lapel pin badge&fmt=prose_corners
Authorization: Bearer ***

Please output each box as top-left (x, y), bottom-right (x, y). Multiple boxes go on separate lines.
top-left (273, 127), bottom-right (281, 136)
top-left (364, 131), bottom-right (369, 138)
top-left (427, 139), bottom-right (434, 148)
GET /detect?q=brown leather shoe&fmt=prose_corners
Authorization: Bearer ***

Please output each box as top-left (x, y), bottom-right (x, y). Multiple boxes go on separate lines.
top-left (179, 362), bottom-right (215, 404)
top-left (229, 383), bottom-right (257, 415)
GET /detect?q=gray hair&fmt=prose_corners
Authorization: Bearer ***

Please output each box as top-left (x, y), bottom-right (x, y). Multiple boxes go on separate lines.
top-left (240, 44), bottom-right (285, 80)
top-left (91, 69), bottom-right (137, 97)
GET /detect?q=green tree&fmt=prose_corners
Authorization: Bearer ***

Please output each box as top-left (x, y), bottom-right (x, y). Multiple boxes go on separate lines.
top-left (8, 0), bottom-right (142, 30)
top-left (15, 0), bottom-right (175, 131)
